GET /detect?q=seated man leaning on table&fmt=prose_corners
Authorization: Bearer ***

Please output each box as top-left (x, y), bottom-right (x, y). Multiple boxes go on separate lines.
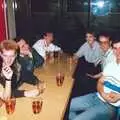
top-left (69, 38), bottom-right (120, 120)
top-left (15, 38), bottom-right (44, 87)
top-left (32, 32), bottom-right (62, 61)
top-left (15, 37), bottom-right (44, 70)
top-left (0, 40), bottom-right (40, 103)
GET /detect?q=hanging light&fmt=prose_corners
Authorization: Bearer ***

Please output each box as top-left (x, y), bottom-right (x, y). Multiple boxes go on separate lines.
top-left (91, 0), bottom-right (112, 16)
top-left (96, 1), bottom-right (104, 8)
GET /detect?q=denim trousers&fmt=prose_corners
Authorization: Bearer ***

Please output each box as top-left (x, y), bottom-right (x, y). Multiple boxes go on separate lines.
top-left (69, 93), bottom-right (117, 120)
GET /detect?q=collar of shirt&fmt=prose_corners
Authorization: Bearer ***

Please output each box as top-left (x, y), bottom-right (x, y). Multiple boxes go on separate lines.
top-left (103, 48), bottom-right (112, 58)
top-left (87, 41), bottom-right (98, 50)
top-left (43, 39), bottom-right (47, 47)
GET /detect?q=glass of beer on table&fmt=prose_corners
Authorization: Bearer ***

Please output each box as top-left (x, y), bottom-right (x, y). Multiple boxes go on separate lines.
top-left (5, 98), bottom-right (16, 115)
top-left (56, 72), bottom-right (65, 86)
top-left (32, 97), bottom-right (43, 114)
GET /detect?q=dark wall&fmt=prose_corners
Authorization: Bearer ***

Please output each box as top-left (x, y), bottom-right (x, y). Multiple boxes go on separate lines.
top-left (14, 0), bottom-right (86, 53)
top-left (15, 0), bottom-right (32, 40)
top-left (15, 0), bottom-right (120, 51)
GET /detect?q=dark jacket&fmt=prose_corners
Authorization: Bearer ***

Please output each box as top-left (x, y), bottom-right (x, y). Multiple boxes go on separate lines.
top-left (0, 59), bottom-right (21, 89)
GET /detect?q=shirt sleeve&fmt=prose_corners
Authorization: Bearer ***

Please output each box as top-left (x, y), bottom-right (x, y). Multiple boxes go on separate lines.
top-left (48, 43), bottom-right (61, 52)
top-left (32, 40), bottom-right (46, 59)
top-left (74, 44), bottom-right (84, 58)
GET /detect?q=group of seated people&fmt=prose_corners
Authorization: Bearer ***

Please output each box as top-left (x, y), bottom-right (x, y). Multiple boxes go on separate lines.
top-left (69, 30), bottom-right (120, 120)
top-left (1, 29), bottom-right (120, 119)
top-left (0, 32), bottom-right (61, 106)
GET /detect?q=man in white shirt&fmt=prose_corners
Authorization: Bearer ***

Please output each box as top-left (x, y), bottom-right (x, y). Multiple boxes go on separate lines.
top-left (32, 32), bottom-right (61, 61)
top-left (69, 37), bottom-right (120, 120)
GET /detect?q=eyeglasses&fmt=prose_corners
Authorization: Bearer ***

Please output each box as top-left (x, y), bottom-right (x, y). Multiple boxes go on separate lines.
top-left (86, 35), bottom-right (94, 39)
top-left (99, 41), bottom-right (109, 44)
top-left (113, 47), bottom-right (120, 50)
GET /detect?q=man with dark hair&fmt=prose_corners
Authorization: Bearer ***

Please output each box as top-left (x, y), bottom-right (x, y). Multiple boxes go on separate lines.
top-left (14, 37), bottom-right (44, 70)
top-left (32, 32), bottom-right (61, 61)
top-left (73, 29), bottom-right (101, 77)
top-left (72, 30), bottom-right (102, 96)
top-left (14, 38), bottom-right (45, 87)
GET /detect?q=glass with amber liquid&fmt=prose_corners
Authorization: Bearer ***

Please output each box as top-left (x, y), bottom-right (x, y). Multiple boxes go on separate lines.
top-left (32, 97), bottom-right (43, 114)
top-left (5, 98), bottom-right (16, 115)
top-left (56, 72), bottom-right (65, 86)
top-left (46, 51), bottom-right (50, 61)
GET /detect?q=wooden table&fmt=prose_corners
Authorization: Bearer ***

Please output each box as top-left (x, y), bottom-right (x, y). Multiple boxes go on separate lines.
top-left (0, 55), bottom-right (75, 120)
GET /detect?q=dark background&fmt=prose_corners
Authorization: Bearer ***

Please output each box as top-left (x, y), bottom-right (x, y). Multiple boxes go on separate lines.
top-left (14, 0), bottom-right (120, 53)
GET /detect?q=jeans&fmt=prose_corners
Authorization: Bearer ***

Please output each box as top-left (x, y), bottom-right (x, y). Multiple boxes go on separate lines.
top-left (117, 108), bottom-right (120, 120)
top-left (69, 93), bottom-right (116, 120)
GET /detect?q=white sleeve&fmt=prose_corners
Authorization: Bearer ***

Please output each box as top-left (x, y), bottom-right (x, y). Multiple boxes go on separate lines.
top-left (54, 45), bottom-right (61, 51)
top-left (48, 43), bottom-right (61, 52)
top-left (74, 44), bottom-right (84, 58)
top-left (32, 40), bottom-right (46, 59)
